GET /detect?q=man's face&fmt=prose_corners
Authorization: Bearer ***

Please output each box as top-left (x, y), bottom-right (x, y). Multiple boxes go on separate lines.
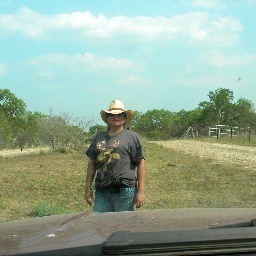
top-left (107, 113), bottom-right (126, 127)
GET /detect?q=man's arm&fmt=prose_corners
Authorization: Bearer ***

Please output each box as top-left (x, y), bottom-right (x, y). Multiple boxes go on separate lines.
top-left (85, 159), bottom-right (96, 206)
top-left (135, 158), bottom-right (146, 208)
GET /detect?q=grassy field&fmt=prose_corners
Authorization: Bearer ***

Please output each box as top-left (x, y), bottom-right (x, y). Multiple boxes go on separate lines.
top-left (196, 133), bottom-right (256, 146)
top-left (1, 139), bottom-right (256, 223)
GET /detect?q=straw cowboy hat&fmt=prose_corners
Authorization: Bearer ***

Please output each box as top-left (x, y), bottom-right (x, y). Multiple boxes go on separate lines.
top-left (100, 100), bottom-right (134, 123)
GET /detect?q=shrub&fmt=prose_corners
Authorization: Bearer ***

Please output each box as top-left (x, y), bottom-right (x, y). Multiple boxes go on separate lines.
top-left (28, 203), bottom-right (54, 217)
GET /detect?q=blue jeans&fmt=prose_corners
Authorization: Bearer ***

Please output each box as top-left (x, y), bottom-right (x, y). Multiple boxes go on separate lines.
top-left (93, 187), bottom-right (136, 212)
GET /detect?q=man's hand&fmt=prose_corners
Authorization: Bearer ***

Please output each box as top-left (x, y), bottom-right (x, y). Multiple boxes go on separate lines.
top-left (135, 191), bottom-right (146, 208)
top-left (85, 187), bottom-right (94, 206)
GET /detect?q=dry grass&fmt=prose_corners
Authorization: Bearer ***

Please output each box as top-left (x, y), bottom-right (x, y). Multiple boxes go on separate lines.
top-left (197, 133), bottom-right (256, 147)
top-left (145, 141), bottom-right (256, 210)
top-left (1, 140), bottom-right (256, 223)
top-left (1, 151), bottom-right (88, 222)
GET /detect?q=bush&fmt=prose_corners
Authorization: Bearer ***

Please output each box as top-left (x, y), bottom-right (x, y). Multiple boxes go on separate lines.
top-left (55, 147), bottom-right (67, 154)
top-left (28, 203), bottom-right (54, 217)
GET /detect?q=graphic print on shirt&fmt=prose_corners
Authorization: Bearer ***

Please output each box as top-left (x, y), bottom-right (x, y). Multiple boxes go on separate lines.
top-left (96, 139), bottom-right (120, 172)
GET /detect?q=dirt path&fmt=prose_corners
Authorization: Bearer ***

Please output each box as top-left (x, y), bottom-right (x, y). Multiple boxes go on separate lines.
top-left (0, 147), bottom-right (51, 158)
top-left (154, 140), bottom-right (256, 169)
top-left (1, 141), bottom-right (256, 169)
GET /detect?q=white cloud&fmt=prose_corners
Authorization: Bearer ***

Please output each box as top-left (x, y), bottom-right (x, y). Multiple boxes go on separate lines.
top-left (190, 0), bottom-right (225, 9)
top-left (209, 54), bottom-right (256, 67)
top-left (88, 85), bottom-right (107, 93)
top-left (169, 75), bottom-right (215, 89)
top-left (0, 63), bottom-right (7, 76)
top-left (114, 74), bottom-right (147, 87)
top-left (191, 0), bottom-right (256, 10)
top-left (39, 83), bottom-right (62, 90)
top-left (187, 14), bottom-right (242, 46)
top-left (0, 7), bottom-right (243, 46)
top-left (36, 71), bottom-right (56, 79)
top-left (29, 52), bottom-right (134, 72)
top-left (248, 0), bottom-right (256, 7)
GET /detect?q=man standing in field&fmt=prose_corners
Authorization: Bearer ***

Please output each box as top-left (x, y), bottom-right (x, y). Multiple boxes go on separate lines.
top-left (84, 100), bottom-right (146, 212)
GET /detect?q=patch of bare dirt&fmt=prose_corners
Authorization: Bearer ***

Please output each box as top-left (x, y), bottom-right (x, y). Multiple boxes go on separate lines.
top-left (0, 147), bottom-right (51, 158)
top-left (154, 140), bottom-right (256, 169)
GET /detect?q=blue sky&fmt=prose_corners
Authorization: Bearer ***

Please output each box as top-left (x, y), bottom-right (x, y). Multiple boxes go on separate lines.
top-left (0, 0), bottom-right (256, 124)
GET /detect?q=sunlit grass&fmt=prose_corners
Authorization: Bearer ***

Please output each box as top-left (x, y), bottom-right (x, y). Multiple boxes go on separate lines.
top-left (1, 139), bottom-right (256, 222)
top-left (1, 151), bottom-right (88, 222)
top-left (194, 133), bottom-right (256, 146)
top-left (144, 140), bottom-right (256, 210)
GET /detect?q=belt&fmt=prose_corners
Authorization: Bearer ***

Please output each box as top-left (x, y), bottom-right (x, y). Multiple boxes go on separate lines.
top-left (97, 185), bottom-right (135, 194)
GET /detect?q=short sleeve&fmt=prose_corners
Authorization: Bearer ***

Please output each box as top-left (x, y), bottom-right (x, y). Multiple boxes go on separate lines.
top-left (85, 142), bottom-right (96, 160)
top-left (130, 133), bottom-right (145, 163)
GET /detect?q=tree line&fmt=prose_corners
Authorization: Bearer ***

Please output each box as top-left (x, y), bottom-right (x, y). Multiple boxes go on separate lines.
top-left (129, 88), bottom-right (256, 140)
top-left (0, 89), bottom-right (93, 150)
top-left (1, 87), bottom-right (256, 150)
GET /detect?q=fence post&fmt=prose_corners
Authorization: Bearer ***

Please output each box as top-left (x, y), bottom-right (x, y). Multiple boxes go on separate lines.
top-left (51, 134), bottom-right (55, 150)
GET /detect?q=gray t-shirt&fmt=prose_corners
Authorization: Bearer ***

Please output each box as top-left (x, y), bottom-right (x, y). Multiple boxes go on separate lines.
top-left (85, 129), bottom-right (144, 189)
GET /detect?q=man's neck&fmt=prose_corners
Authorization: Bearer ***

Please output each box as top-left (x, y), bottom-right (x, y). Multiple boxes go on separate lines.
top-left (108, 126), bottom-right (124, 136)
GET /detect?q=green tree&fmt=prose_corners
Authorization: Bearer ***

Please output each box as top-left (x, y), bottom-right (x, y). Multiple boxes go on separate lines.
top-left (198, 88), bottom-right (234, 125)
top-left (134, 109), bottom-right (175, 140)
top-left (235, 98), bottom-right (254, 124)
top-left (0, 89), bottom-right (28, 148)
top-left (0, 89), bottom-right (26, 120)
top-left (208, 87), bottom-right (234, 124)
top-left (37, 112), bottom-right (93, 149)
top-left (174, 108), bottom-right (203, 137)
top-left (16, 111), bottom-right (47, 148)
top-left (0, 109), bottom-right (12, 148)
top-left (88, 124), bottom-right (106, 136)
top-left (234, 98), bottom-right (256, 130)
top-left (129, 111), bottom-right (144, 135)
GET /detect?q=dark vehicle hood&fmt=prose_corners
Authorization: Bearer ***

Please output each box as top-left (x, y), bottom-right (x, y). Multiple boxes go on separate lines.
top-left (1, 208), bottom-right (256, 255)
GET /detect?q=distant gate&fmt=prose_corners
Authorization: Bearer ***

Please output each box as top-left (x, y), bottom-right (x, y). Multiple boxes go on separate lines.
top-left (209, 125), bottom-right (238, 138)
